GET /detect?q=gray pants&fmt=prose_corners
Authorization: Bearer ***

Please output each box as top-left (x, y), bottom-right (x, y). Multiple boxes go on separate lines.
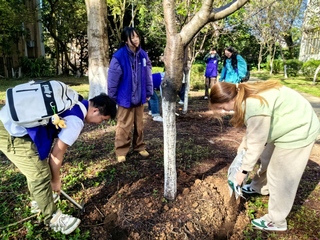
top-left (250, 142), bottom-right (315, 228)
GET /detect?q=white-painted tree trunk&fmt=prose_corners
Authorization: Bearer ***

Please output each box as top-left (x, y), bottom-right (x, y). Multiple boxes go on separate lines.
top-left (313, 65), bottom-right (320, 85)
top-left (284, 65), bottom-right (288, 78)
top-left (85, 0), bottom-right (109, 99)
top-left (162, 0), bottom-right (249, 200)
top-left (182, 69), bottom-right (191, 114)
top-left (162, 100), bottom-right (177, 200)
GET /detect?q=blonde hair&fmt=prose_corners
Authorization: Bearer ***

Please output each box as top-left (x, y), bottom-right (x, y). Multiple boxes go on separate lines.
top-left (209, 81), bottom-right (282, 127)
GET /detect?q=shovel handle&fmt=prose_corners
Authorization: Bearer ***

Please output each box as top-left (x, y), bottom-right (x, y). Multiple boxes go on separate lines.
top-left (60, 190), bottom-right (83, 210)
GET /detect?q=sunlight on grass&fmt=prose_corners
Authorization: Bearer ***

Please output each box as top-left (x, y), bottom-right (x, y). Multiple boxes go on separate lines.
top-left (251, 71), bottom-right (320, 97)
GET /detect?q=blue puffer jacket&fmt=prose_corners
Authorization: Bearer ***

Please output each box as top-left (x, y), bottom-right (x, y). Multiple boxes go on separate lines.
top-left (220, 55), bottom-right (247, 84)
top-left (107, 45), bottom-right (153, 108)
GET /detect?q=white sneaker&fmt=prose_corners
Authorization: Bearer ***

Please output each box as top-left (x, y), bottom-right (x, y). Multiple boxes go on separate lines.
top-left (30, 193), bottom-right (60, 213)
top-left (153, 116), bottom-right (163, 122)
top-left (50, 209), bottom-right (81, 235)
top-left (178, 100), bottom-right (184, 105)
top-left (241, 184), bottom-right (257, 194)
top-left (148, 111), bottom-right (152, 116)
top-left (204, 96), bottom-right (208, 100)
top-left (251, 217), bottom-right (287, 231)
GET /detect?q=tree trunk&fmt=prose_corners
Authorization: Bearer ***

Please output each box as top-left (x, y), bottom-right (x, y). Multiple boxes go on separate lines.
top-left (183, 68), bottom-right (191, 114)
top-left (162, 0), bottom-right (250, 200)
top-left (258, 43), bottom-right (263, 72)
top-left (182, 46), bottom-right (192, 114)
top-left (313, 65), bottom-right (320, 85)
top-left (162, 34), bottom-right (184, 200)
top-left (85, 0), bottom-right (109, 99)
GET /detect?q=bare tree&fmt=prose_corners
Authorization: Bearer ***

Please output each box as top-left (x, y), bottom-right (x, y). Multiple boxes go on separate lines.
top-left (162, 0), bottom-right (249, 200)
top-left (85, 0), bottom-right (109, 98)
top-left (182, 21), bottom-right (221, 113)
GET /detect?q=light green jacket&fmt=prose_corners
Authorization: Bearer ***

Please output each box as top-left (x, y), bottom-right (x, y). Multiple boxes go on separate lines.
top-left (245, 86), bottom-right (319, 149)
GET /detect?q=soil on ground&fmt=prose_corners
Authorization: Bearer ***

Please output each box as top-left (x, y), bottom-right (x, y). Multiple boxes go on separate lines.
top-left (69, 91), bottom-right (320, 240)
top-left (1, 91), bottom-right (319, 239)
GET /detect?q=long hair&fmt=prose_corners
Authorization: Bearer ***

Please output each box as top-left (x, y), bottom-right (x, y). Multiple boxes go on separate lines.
top-left (119, 26), bottom-right (141, 48)
top-left (223, 46), bottom-right (238, 70)
top-left (209, 81), bottom-right (282, 127)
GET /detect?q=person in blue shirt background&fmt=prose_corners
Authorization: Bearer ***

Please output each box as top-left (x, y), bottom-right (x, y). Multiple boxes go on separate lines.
top-left (148, 72), bottom-right (164, 122)
top-left (219, 46), bottom-right (247, 84)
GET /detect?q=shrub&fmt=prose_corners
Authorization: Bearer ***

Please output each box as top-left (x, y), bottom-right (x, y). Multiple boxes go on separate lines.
top-left (284, 59), bottom-right (303, 77)
top-left (20, 56), bottom-right (55, 78)
top-left (190, 63), bottom-right (205, 90)
top-left (266, 59), bottom-right (283, 73)
top-left (301, 59), bottom-right (320, 80)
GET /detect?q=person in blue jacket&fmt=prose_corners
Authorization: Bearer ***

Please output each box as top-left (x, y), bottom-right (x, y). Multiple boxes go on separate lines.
top-left (203, 48), bottom-right (220, 99)
top-left (108, 27), bottom-right (153, 163)
top-left (219, 46), bottom-right (247, 84)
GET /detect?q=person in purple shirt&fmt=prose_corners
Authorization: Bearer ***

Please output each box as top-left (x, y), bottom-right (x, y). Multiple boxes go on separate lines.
top-left (107, 27), bottom-right (153, 163)
top-left (203, 48), bottom-right (220, 99)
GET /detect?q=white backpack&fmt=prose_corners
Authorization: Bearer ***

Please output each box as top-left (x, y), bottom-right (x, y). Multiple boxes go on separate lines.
top-left (6, 80), bottom-right (79, 128)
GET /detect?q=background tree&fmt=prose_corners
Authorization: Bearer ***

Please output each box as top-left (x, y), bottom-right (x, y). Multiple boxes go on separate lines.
top-left (162, 0), bottom-right (249, 200)
top-left (85, 0), bottom-right (109, 98)
top-left (244, 0), bottom-right (306, 74)
top-left (42, 0), bottom-right (87, 76)
top-left (0, 0), bottom-right (35, 77)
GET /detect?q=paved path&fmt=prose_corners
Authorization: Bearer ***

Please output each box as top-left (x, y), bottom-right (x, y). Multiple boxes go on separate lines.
top-left (299, 92), bottom-right (320, 121)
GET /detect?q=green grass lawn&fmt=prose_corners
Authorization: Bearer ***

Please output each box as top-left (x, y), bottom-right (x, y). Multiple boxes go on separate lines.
top-left (251, 71), bottom-right (320, 97)
top-left (0, 70), bottom-right (319, 104)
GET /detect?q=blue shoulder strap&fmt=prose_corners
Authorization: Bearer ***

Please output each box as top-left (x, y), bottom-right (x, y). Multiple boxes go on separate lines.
top-left (27, 100), bottom-right (88, 160)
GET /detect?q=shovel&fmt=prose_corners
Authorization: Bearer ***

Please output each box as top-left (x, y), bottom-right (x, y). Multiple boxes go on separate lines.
top-left (60, 190), bottom-right (85, 212)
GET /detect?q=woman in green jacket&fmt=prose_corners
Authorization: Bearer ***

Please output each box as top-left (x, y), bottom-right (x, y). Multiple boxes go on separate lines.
top-left (209, 81), bottom-right (319, 231)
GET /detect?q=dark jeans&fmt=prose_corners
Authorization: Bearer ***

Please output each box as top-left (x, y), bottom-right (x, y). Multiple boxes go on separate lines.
top-left (178, 83), bottom-right (186, 101)
top-left (148, 91), bottom-right (161, 116)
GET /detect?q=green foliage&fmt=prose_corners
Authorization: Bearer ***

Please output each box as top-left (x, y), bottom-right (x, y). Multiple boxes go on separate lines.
top-left (152, 67), bottom-right (165, 73)
top-left (284, 59), bottom-right (303, 76)
top-left (21, 57), bottom-right (55, 78)
top-left (136, 0), bottom-right (166, 65)
top-left (301, 59), bottom-right (320, 80)
top-left (266, 59), bottom-right (283, 74)
top-left (0, 0), bottom-right (34, 55)
top-left (251, 70), bottom-right (320, 97)
top-left (41, 0), bottom-right (88, 75)
top-left (215, 8), bottom-right (260, 68)
top-left (190, 63), bottom-right (205, 90)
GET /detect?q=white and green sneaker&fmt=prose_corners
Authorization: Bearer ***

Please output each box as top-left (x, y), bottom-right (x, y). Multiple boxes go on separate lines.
top-left (30, 193), bottom-right (60, 213)
top-left (251, 217), bottom-right (287, 231)
top-left (49, 209), bottom-right (81, 235)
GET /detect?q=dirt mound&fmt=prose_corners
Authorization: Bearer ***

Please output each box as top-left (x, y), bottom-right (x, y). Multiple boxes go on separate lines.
top-left (82, 175), bottom-right (250, 240)
top-left (77, 95), bottom-right (251, 239)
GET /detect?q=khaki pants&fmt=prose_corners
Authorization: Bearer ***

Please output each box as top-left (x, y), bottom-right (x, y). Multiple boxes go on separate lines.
top-left (115, 105), bottom-right (146, 156)
top-left (250, 142), bottom-right (315, 228)
top-left (0, 122), bottom-right (56, 224)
